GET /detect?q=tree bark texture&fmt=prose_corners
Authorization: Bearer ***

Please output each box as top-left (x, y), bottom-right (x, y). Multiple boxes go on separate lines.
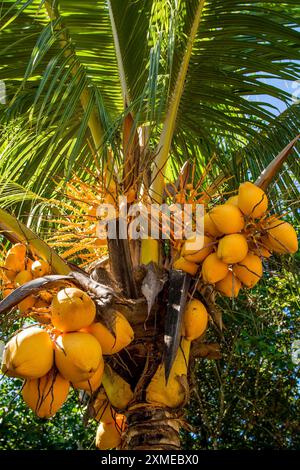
top-left (121, 405), bottom-right (181, 450)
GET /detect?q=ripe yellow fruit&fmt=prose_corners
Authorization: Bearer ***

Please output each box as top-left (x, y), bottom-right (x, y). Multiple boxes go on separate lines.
top-left (14, 270), bottom-right (33, 286)
top-left (202, 253), bottom-right (228, 284)
top-left (9, 243), bottom-right (27, 257)
top-left (225, 195), bottom-right (239, 207)
top-left (251, 243), bottom-right (272, 258)
top-left (217, 234), bottom-right (249, 264)
top-left (87, 313), bottom-right (134, 355)
top-left (115, 413), bottom-right (127, 432)
top-left (95, 421), bottom-right (122, 450)
top-left (183, 235), bottom-right (214, 263)
top-left (238, 182), bottom-right (268, 219)
top-left (102, 365), bottom-right (134, 410)
top-left (2, 283), bottom-right (14, 298)
top-left (183, 299), bottom-right (208, 341)
top-left (92, 390), bottom-right (110, 422)
top-left (173, 257), bottom-right (198, 276)
top-left (204, 213), bottom-right (222, 238)
top-left (2, 326), bottom-right (53, 379)
top-left (22, 370), bottom-right (70, 418)
top-left (26, 258), bottom-right (34, 272)
top-left (233, 253), bottom-right (263, 287)
top-left (146, 338), bottom-right (190, 408)
top-left (265, 218), bottom-right (298, 254)
top-left (209, 204), bottom-right (245, 235)
top-left (216, 272), bottom-right (241, 297)
top-left (18, 295), bottom-right (36, 314)
top-left (55, 332), bottom-right (102, 383)
top-left (4, 244), bottom-right (26, 280)
top-left (51, 288), bottom-right (96, 332)
top-left (31, 260), bottom-right (50, 278)
top-left (182, 235), bottom-right (206, 256)
top-left (73, 358), bottom-right (104, 392)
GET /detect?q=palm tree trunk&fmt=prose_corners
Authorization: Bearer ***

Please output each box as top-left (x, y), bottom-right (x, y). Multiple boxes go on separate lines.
top-left (121, 405), bottom-right (181, 450)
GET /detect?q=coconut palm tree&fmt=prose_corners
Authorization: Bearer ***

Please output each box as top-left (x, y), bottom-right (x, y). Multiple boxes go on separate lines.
top-left (0, 0), bottom-right (299, 450)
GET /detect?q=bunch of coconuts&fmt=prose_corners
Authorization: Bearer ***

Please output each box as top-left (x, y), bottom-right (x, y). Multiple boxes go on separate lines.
top-left (1, 276), bottom-right (133, 421)
top-left (174, 182), bottom-right (298, 298)
top-left (1, 244), bottom-right (54, 320)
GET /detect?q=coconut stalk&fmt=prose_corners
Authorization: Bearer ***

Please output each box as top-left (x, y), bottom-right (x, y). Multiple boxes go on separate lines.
top-left (121, 406), bottom-right (182, 450)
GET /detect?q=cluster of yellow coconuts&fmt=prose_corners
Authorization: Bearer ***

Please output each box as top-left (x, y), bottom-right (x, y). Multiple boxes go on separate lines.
top-left (174, 182), bottom-right (298, 298)
top-left (0, 243), bottom-right (209, 447)
top-left (1, 244), bottom-right (53, 319)
top-left (92, 389), bottom-right (127, 449)
top-left (1, 257), bottom-right (134, 425)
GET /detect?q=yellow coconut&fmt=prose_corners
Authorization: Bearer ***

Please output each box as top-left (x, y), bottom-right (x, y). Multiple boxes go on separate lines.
top-left (9, 243), bottom-right (27, 257)
top-left (233, 253), bottom-right (263, 288)
top-left (202, 253), bottom-right (228, 284)
top-left (209, 204), bottom-right (245, 235)
top-left (14, 270), bottom-right (33, 286)
top-left (225, 195), bottom-right (239, 207)
top-left (51, 287), bottom-right (96, 332)
top-left (217, 234), bottom-right (249, 264)
top-left (173, 257), bottom-right (198, 276)
top-left (92, 390), bottom-right (111, 422)
top-left (182, 234), bottom-right (205, 256)
top-left (31, 311), bottom-right (52, 325)
top-left (2, 283), bottom-right (14, 298)
top-left (96, 421), bottom-right (122, 450)
top-left (2, 326), bottom-right (53, 379)
top-left (31, 259), bottom-right (50, 278)
top-left (26, 258), bottom-right (34, 272)
top-left (18, 295), bottom-right (36, 314)
top-left (204, 213), bottom-right (222, 238)
top-left (4, 244), bottom-right (26, 281)
top-left (22, 370), bottom-right (70, 418)
top-left (238, 182), bottom-right (268, 219)
top-left (115, 413), bottom-right (127, 432)
top-left (183, 235), bottom-right (214, 263)
top-left (265, 218), bottom-right (298, 254)
top-left (215, 272), bottom-right (241, 298)
top-left (86, 313), bottom-right (134, 355)
top-left (55, 332), bottom-right (102, 383)
top-left (251, 243), bottom-right (272, 259)
top-left (183, 299), bottom-right (208, 341)
top-left (146, 338), bottom-right (190, 408)
top-left (102, 365), bottom-right (134, 410)
top-left (73, 358), bottom-right (104, 392)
